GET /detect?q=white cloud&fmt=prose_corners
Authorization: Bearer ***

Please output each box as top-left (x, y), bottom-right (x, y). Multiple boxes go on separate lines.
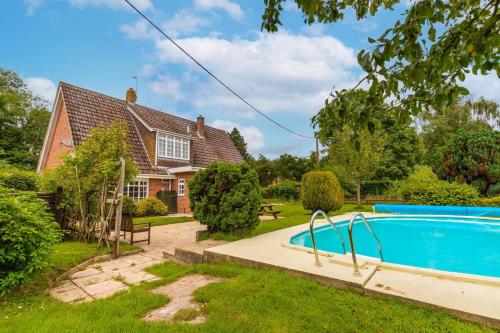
top-left (194, 0), bottom-right (244, 20)
top-left (121, 11), bottom-right (210, 40)
top-left (153, 31), bottom-right (359, 116)
top-left (463, 72), bottom-right (500, 103)
top-left (120, 20), bottom-right (152, 40)
top-left (24, 0), bottom-right (44, 15)
top-left (25, 77), bottom-right (57, 105)
top-left (68, 0), bottom-right (153, 11)
top-left (150, 75), bottom-right (184, 101)
top-left (301, 24), bottom-right (327, 36)
top-left (210, 119), bottom-right (264, 152)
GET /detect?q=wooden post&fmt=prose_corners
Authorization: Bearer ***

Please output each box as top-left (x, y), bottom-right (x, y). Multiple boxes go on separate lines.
top-left (113, 158), bottom-right (126, 259)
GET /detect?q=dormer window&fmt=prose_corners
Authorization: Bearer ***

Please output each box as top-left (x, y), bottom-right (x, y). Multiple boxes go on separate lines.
top-left (157, 133), bottom-right (189, 160)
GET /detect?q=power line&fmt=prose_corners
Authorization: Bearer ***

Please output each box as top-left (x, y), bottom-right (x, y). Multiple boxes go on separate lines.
top-left (123, 0), bottom-right (315, 139)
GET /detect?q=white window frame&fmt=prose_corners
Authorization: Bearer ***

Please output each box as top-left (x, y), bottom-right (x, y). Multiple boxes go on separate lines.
top-left (157, 133), bottom-right (190, 161)
top-left (178, 179), bottom-right (185, 197)
top-left (125, 179), bottom-right (149, 202)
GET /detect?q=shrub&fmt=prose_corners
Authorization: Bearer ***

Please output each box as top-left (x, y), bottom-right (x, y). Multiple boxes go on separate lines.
top-left (473, 196), bottom-right (500, 207)
top-left (0, 166), bottom-right (39, 191)
top-left (301, 171), bottom-right (343, 213)
top-left (263, 180), bottom-right (300, 201)
top-left (134, 197), bottom-right (168, 217)
top-left (122, 195), bottom-right (135, 215)
top-left (0, 186), bottom-right (61, 294)
top-left (189, 162), bottom-right (262, 233)
top-left (385, 166), bottom-right (479, 205)
top-left (361, 180), bottom-right (393, 197)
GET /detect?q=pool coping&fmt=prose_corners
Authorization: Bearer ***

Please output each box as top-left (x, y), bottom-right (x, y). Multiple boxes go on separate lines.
top-left (204, 212), bottom-right (500, 329)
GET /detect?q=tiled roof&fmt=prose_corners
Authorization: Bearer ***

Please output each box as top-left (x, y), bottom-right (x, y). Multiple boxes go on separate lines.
top-left (59, 82), bottom-right (244, 173)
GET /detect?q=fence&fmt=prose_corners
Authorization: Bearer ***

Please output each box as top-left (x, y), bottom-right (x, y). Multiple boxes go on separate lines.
top-left (36, 187), bottom-right (68, 229)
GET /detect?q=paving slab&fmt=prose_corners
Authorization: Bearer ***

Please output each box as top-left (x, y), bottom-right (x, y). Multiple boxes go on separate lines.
top-left (365, 267), bottom-right (500, 326)
top-left (70, 267), bottom-right (102, 279)
top-left (82, 279), bottom-right (128, 297)
top-left (119, 270), bottom-right (160, 285)
top-left (73, 272), bottom-right (112, 287)
top-left (50, 281), bottom-right (92, 303)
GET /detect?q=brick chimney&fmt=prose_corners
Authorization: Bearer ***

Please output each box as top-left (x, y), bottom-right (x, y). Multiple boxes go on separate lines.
top-left (126, 88), bottom-right (137, 104)
top-left (197, 115), bottom-right (205, 138)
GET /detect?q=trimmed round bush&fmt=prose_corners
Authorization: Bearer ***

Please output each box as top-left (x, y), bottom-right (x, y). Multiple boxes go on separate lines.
top-left (301, 171), bottom-right (344, 213)
top-left (134, 198), bottom-right (168, 217)
top-left (0, 187), bottom-right (61, 294)
top-left (189, 162), bottom-right (262, 233)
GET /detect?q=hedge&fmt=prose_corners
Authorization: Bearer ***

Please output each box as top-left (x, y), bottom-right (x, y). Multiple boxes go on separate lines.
top-left (360, 180), bottom-right (392, 197)
top-left (0, 166), bottom-right (39, 192)
top-left (0, 187), bottom-right (61, 294)
top-left (473, 196), bottom-right (500, 207)
top-left (301, 171), bottom-right (343, 213)
top-left (189, 162), bottom-right (262, 233)
top-left (263, 180), bottom-right (300, 201)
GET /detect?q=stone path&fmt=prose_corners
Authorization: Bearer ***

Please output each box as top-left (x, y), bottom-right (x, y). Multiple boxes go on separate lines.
top-left (50, 221), bottom-right (209, 303)
top-left (50, 251), bottom-right (165, 303)
top-left (143, 274), bottom-right (225, 323)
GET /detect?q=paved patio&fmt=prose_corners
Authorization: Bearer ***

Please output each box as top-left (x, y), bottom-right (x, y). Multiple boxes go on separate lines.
top-left (51, 221), bottom-right (207, 303)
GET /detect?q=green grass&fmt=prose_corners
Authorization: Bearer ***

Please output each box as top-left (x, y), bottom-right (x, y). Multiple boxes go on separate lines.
top-left (204, 202), bottom-right (372, 241)
top-left (134, 215), bottom-right (194, 227)
top-left (0, 261), bottom-right (492, 333)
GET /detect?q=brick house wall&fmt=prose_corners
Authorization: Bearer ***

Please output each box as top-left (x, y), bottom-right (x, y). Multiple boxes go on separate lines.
top-left (173, 172), bottom-right (195, 213)
top-left (148, 178), bottom-right (170, 199)
top-left (45, 102), bottom-right (74, 169)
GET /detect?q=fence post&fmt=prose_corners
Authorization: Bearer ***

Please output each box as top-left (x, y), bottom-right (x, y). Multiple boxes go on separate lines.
top-left (113, 158), bottom-right (126, 259)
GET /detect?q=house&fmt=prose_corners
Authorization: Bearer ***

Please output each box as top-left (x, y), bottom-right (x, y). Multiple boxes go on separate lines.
top-left (37, 82), bottom-right (244, 213)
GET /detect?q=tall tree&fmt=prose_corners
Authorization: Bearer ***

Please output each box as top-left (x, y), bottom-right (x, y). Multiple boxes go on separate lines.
top-left (262, 0), bottom-right (499, 140)
top-left (328, 126), bottom-right (386, 206)
top-left (375, 116), bottom-right (424, 180)
top-left (274, 153), bottom-right (312, 181)
top-left (441, 130), bottom-right (499, 195)
top-left (0, 68), bottom-right (51, 169)
top-left (229, 127), bottom-right (252, 163)
top-left (251, 154), bottom-right (277, 186)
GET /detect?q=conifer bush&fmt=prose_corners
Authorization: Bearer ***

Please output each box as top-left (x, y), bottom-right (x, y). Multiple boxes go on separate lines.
top-left (189, 162), bottom-right (262, 232)
top-left (301, 171), bottom-right (343, 213)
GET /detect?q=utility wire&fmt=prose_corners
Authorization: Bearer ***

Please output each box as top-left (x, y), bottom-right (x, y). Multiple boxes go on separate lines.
top-left (123, 0), bottom-right (315, 139)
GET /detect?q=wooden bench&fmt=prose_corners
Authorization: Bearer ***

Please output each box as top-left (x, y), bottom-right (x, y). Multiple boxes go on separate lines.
top-left (115, 213), bottom-right (151, 245)
top-left (258, 204), bottom-right (282, 220)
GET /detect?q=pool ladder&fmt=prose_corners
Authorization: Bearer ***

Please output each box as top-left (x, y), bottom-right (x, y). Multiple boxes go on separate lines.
top-left (309, 211), bottom-right (384, 276)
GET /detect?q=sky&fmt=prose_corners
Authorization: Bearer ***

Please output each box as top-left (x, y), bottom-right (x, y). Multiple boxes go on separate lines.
top-left (2, 0), bottom-right (499, 158)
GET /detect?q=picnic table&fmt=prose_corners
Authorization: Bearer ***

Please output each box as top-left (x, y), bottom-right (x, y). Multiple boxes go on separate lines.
top-left (258, 204), bottom-right (282, 220)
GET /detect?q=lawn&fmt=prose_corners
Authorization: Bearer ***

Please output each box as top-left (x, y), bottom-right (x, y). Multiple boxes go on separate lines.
top-left (205, 202), bottom-right (372, 241)
top-left (134, 215), bottom-right (195, 227)
top-left (0, 260), bottom-right (492, 333)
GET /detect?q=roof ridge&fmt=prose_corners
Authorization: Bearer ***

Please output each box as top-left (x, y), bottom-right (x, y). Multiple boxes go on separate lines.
top-left (60, 81), bottom-right (232, 136)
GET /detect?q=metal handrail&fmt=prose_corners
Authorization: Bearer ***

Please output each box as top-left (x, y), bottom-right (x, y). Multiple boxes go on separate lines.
top-left (348, 212), bottom-right (384, 275)
top-left (309, 210), bottom-right (346, 267)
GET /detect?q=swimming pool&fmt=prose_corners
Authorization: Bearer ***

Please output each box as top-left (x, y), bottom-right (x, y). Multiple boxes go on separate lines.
top-left (290, 215), bottom-right (500, 278)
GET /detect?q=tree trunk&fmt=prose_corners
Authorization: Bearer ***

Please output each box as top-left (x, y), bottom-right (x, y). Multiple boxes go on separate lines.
top-left (356, 180), bottom-right (361, 208)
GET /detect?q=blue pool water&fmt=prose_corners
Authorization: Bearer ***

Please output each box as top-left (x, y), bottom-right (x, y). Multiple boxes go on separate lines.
top-left (290, 216), bottom-right (500, 278)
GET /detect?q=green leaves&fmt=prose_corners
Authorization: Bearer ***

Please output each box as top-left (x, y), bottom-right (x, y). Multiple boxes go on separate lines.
top-left (261, 0), bottom-right (500, 134)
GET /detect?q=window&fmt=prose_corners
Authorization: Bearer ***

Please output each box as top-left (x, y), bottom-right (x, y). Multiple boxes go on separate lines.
top-left (125, 179), bottom-right (148, 202)
top-left (157, 133), bottom-right (189, 160)
top-left (178, 179), bottom-right (185, 196)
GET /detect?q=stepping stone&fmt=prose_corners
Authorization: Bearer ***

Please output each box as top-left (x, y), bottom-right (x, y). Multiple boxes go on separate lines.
top-left (120, 255), bottom-right (155, 265)
top-left (143, 274), bottom-right (224, 323)
top-left (119, 271), bottom-right (160, 285)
